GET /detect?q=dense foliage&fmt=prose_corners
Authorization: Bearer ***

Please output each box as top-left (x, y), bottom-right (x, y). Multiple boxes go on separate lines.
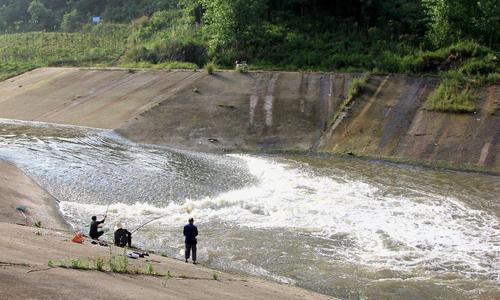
top-left (0, 0), bottom-right (498, 112)
top-left (0, 0), bottom-right (176, 32)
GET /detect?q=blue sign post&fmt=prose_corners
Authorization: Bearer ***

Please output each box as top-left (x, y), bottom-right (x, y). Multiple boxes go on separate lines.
top-left (92, 16), bottom-right (101, 24)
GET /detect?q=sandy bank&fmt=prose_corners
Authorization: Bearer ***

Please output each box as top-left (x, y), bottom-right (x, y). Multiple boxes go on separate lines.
top-left (0, 161), bottom-right (334, 300)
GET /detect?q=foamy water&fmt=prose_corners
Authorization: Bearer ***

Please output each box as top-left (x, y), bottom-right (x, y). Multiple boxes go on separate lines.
top-left (1, 119), bottom-right (499, 299)
top-left (58, 155), bottom-right (499, 279)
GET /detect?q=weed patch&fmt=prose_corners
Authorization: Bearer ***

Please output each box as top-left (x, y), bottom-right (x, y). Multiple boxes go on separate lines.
top-left (425, 74), bottom-right (477, 113)
top-left (329, 73), bottom-right (371, 126)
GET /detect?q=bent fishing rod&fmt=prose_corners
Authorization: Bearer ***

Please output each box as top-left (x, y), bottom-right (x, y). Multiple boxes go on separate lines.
top-left (131, 216), bottom-right (163, 234)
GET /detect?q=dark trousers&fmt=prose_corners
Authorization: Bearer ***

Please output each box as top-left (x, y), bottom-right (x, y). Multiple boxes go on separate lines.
top-left (90, 231), bottom-right (104, 240)
top-left (115, 233), bottom-right (132, 248)
top-left (185, 243), bottom-right (197, 262)
top-left (121, 234), bottom-right (131, 247)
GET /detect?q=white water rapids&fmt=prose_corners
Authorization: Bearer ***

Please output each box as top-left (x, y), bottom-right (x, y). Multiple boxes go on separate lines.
top-left (0, 119), bottom-right (498, 299)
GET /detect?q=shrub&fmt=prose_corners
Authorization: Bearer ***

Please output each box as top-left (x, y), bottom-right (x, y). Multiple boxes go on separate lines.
top-left (460, 54), bottom-right (498, 76)
top-left (94, 257), bottom-right (104, 271)
top-left (146, 262), bottom-right (155, 275)
top-left (70, 259), bottom-right (86, 269)
top-left (205, 62), bottom-right (216, 74)
top-left (108, 250), bottom-right (129, 273)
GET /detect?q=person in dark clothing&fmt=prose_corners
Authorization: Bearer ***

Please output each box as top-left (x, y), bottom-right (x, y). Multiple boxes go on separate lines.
top-left (183, 217), bottom-right (198, 264)
top-left (114, 223), bottom-right (132, 248)
top-left (89, 215), bottom-right (106, 240)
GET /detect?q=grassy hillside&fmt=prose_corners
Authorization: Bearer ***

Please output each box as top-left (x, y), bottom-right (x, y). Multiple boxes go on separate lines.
top-left (0, 24), bottom-right (129, 80)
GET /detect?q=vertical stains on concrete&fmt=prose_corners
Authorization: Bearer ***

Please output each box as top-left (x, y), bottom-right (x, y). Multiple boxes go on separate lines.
top-left (378, 77), bottom-right (428, 153)
top-left (3, 68), bottom-right (498, 171)
top-left (298, 72), bottom-right (308, 114)
top-left (479, 142), bottom-right (492, 165)
top-left (311, 74), bottom-right (331, 149)
top-left (330, 74), bottom-right (346, 114)
top-left (249, 74), bottom-right (266, 133)
top-left (264, 73), bottom-right (279, 129)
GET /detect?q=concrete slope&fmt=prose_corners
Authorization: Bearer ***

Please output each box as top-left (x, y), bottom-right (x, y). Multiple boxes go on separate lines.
top-left (1, 68), bottom-right (498, 171)
top-left (319, 75), bottom-right (500, 171)
top-left (117, 71), bottom-right (355, 151)
top-left (0, 68), bottom-right (204, 129)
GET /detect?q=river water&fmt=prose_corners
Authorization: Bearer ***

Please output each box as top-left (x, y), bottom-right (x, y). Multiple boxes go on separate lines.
top-left (0, 119), bottom-right (498, 300)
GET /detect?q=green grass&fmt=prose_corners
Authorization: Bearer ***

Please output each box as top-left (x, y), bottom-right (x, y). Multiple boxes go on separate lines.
top-left (69, 258), bottom-right (87, 270)
top-left (94, 257), bottom-right (104, 271)
top-left (0, 62), bottom-right (37, 81)
top-left (1, 23), bottom-right (496, 115)
top-left (0, 24), bottom-right (129, 81)
top-left (212, 272), bottom-right (219, 280)
top-left (108, 254), bottom-right (129, 273)
top-left (328, 72), bottom-right (371, 126)
top-left (118, 60), bottom-right (197, 70)
top-left (425, 76), bottom-right (477, 113)
top-left (146, 262), bottom-right (156, 275)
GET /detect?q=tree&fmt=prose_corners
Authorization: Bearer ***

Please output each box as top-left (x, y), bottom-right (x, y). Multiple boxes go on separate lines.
top-left (423, 0), bottom-right (500, 47)
top-left (27, 0), bottom-right (52, 30)
top-left (195, 0), bottom-right (267, 61)
top-left (60, 9), bottom-right (81, 32)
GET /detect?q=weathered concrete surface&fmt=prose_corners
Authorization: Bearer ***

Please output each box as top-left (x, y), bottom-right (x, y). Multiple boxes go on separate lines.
top-left (0, 68), bottom-right (498, 172)
top-left (0, 160), bottom-right (67, 230)
top-left (319, 75), bottom-right (500, 172)
top-left (0, 67), bottom-right (205, 129)
top-left (117, 71), bottom-right (355, 151)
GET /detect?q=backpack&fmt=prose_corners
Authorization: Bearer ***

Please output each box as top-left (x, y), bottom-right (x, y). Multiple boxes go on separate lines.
top-left (72, 233), bottom-right (84, 244)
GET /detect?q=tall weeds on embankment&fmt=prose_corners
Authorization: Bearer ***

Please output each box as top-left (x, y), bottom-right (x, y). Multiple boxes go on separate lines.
top-left (0, 24), bottom-right (129, 80)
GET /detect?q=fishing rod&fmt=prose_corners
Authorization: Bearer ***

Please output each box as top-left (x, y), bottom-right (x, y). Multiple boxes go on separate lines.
top-left (104, 203), bottom-right (110, 217)
top-left (131, 216), bottom-right (163, 234)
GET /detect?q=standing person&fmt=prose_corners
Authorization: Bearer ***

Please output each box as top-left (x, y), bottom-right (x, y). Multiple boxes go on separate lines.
top-left (114, 222), bottom-right (132, 248)
top-left (184, 217), bottom-right (198, 264)
top-left (89, 215), bottom-right (106, 240)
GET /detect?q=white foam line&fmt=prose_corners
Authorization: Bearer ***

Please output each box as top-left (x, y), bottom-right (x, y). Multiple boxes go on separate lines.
top-left (58, 154), bottom-right (500, 279)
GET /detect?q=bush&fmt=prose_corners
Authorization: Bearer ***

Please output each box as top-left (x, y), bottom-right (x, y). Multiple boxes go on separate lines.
top-left (108, 254), bottom-right (128, 273)
top-left (146, 262), bottom-right (155, 275)
top-left (60, 9), bottom-right (81, 32)
top-left (460, 54), bottom-right (498, 76)
top-left (205, 62), bottom-right (216, 74)
top-left (69, 259), bottom-right (87, 269)
top-left (94, 257), bottom-right (104, 271)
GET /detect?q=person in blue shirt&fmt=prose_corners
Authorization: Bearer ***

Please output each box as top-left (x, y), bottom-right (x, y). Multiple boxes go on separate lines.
top-left (183, 217), bottom-right (198, 264)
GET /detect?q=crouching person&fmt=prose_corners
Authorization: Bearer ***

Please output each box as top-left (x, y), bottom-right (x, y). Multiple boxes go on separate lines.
top-left (114, 222), bottom-right (132, 248)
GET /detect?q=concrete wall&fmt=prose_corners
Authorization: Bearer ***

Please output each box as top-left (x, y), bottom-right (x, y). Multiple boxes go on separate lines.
top-left (117, 71), bottom-right (357, 151)
top-left (319, 75), bottom-right (500, 171)
top-left (0, 68), bottom-right (498, 172)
